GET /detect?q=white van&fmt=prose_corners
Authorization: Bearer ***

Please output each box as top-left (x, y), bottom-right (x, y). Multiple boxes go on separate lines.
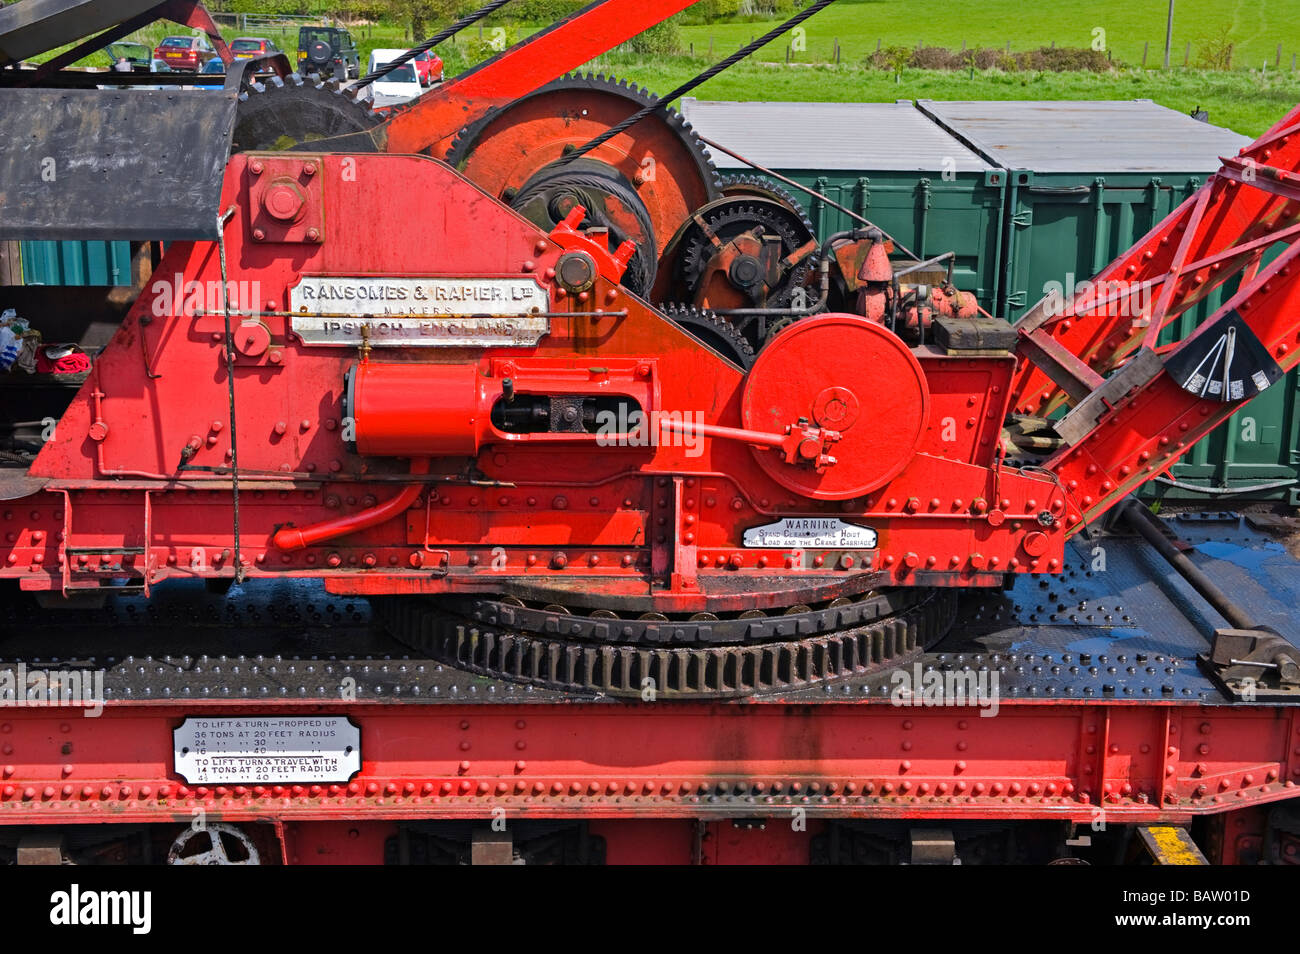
top-left (363, 49), bottom-right (423, 108)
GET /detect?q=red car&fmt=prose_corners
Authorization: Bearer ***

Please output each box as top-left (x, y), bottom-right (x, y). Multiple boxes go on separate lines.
top-left (153, 34), bottom-right (218, 70)
top-left (229, 37), bottom-right (282, 60)
top-left (228, 37), bottom-right (281, 75)
top-left (413, 49), bottom-right (444, 86)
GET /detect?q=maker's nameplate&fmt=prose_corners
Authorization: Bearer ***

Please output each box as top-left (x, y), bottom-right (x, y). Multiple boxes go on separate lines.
top-left (289, 276), bottom-right (549, 346)
top-left (172, 715), bottom-right (361, 784)
top-left (742, 518), bottom-right (878, 549)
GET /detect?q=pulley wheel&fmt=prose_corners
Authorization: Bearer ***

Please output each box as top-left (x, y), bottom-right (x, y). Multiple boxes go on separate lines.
top-left (741, 314), bottom-right (928, 500)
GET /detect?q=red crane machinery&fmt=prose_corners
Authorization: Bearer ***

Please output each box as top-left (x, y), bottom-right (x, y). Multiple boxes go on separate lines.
top-left (1, 0), bottom-right (1299, 866)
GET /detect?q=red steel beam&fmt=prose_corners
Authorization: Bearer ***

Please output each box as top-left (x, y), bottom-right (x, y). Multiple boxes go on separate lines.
top-left (1047, 232), bottom-right (1300, 534)
top-left (0, 700), bottom-right (1294, 825)
top-left (1010, 103), bottom-right (1300, 418)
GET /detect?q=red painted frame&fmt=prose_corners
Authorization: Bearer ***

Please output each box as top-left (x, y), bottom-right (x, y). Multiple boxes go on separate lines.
top-left (0, 699), bottom-right (1294, 827)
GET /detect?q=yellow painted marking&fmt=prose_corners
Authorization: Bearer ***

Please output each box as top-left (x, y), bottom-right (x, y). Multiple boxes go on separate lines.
top-left (1143, 826), bottom-right (1207, 865)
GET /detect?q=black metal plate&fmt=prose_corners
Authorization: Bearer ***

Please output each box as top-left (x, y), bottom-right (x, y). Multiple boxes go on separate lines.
top-left (0, 0), bottom-right (165, 64)
top-left (0, 87), bottom-right (235, 240)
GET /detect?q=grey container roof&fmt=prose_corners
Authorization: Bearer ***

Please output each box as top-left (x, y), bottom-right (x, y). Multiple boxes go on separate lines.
top-left (679, 98), bottom-right (995, 173)
top-left (915, 99), bottom-right (1252, 173)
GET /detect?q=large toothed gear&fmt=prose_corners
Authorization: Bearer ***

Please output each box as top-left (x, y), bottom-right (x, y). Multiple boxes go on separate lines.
top-left (231, 73), bottom-right (382, 153)
top-left (445, 73), bottom-right (721, 265)
top-left (658, 194), bottom-right (818, 314)
top-left (719, 172), bottom-right (815, 235)
top-left (660, 302), bottom-right (756, 370)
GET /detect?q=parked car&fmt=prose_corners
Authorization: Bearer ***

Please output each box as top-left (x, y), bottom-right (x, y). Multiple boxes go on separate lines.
top-left (152, 34), bottom-right (218, 71)
top-left (364, 49), bottom-right (424, 108)
top-left (229, 37), bottom-right (280, 60)
top-left (102, 41), bottom-right (152, 71)
top-left (296, 25), bottom-right (359, 79)
top-left (140, 59), bottom-right (176, 89)
top-left (226, 37), bottom-right (281, 76)
top-left (194, 56), bottom-right (226, 88)
top-left (413, 49), bottom-right (444, 86)
top-left (99, 58), bottom-right (173, 90)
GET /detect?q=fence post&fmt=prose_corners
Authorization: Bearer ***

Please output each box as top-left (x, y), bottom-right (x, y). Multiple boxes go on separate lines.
top-left (1277, 42), bottom-right (1283, 66)
top-left (1163, 0), bottom-right (1174, 68)
top-left (1184, 40), bottom-right (1190, 66)
top-left (1142, 41), bottom-right (1149, 67)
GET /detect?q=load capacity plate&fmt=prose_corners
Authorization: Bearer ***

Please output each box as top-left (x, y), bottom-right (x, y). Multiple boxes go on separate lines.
top-left (173, 716), bottom-right (361, 784)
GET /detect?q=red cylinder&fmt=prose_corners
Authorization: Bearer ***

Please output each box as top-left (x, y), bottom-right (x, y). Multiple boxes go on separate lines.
top-left (348, 362), bottom-right (493, 457)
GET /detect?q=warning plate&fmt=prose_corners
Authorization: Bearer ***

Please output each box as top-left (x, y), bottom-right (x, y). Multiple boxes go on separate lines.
top-left (173, 716), bottom-right (361, 785)
top-left (742, 517), bottom-right (878, 549)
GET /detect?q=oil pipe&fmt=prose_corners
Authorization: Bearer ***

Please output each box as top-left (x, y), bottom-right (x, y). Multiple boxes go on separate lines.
top-left (273, 458), bottom-right (431, 551)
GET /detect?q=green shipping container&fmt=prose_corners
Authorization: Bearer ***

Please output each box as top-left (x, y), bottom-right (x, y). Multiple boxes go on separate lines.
top-left (681, 99), bottom-right (1008, 311)
top-left (19, 240), bottom-right (133, 286)
top-left (916, 100), bottom-right (1249, 318)
top-left (917, 100), bottom-right (1296, 502)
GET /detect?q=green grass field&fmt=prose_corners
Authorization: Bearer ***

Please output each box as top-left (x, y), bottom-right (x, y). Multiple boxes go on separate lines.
top-left (582, 54), bottom-right (1300, 136)
top-left (30, 1), bottom-right (1300, 137)
top-left (677, 0), bottom-right (1299, 71)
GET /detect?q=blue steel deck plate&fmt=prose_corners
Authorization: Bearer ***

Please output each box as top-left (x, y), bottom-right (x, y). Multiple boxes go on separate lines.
top-left (1, 512), bottom-right (1297, 705)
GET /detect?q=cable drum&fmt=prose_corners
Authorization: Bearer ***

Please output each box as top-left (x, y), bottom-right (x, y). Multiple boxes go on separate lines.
top-left (510, 161), bottom-right (658, 296)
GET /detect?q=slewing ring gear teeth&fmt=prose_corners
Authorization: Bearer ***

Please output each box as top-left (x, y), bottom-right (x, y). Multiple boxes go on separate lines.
top-left (232, 72), bottom-right (382, 153)
top-left (375, 588), bottom-right (958, 700)
top-left (443, 585), bottom-right (930, 646)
